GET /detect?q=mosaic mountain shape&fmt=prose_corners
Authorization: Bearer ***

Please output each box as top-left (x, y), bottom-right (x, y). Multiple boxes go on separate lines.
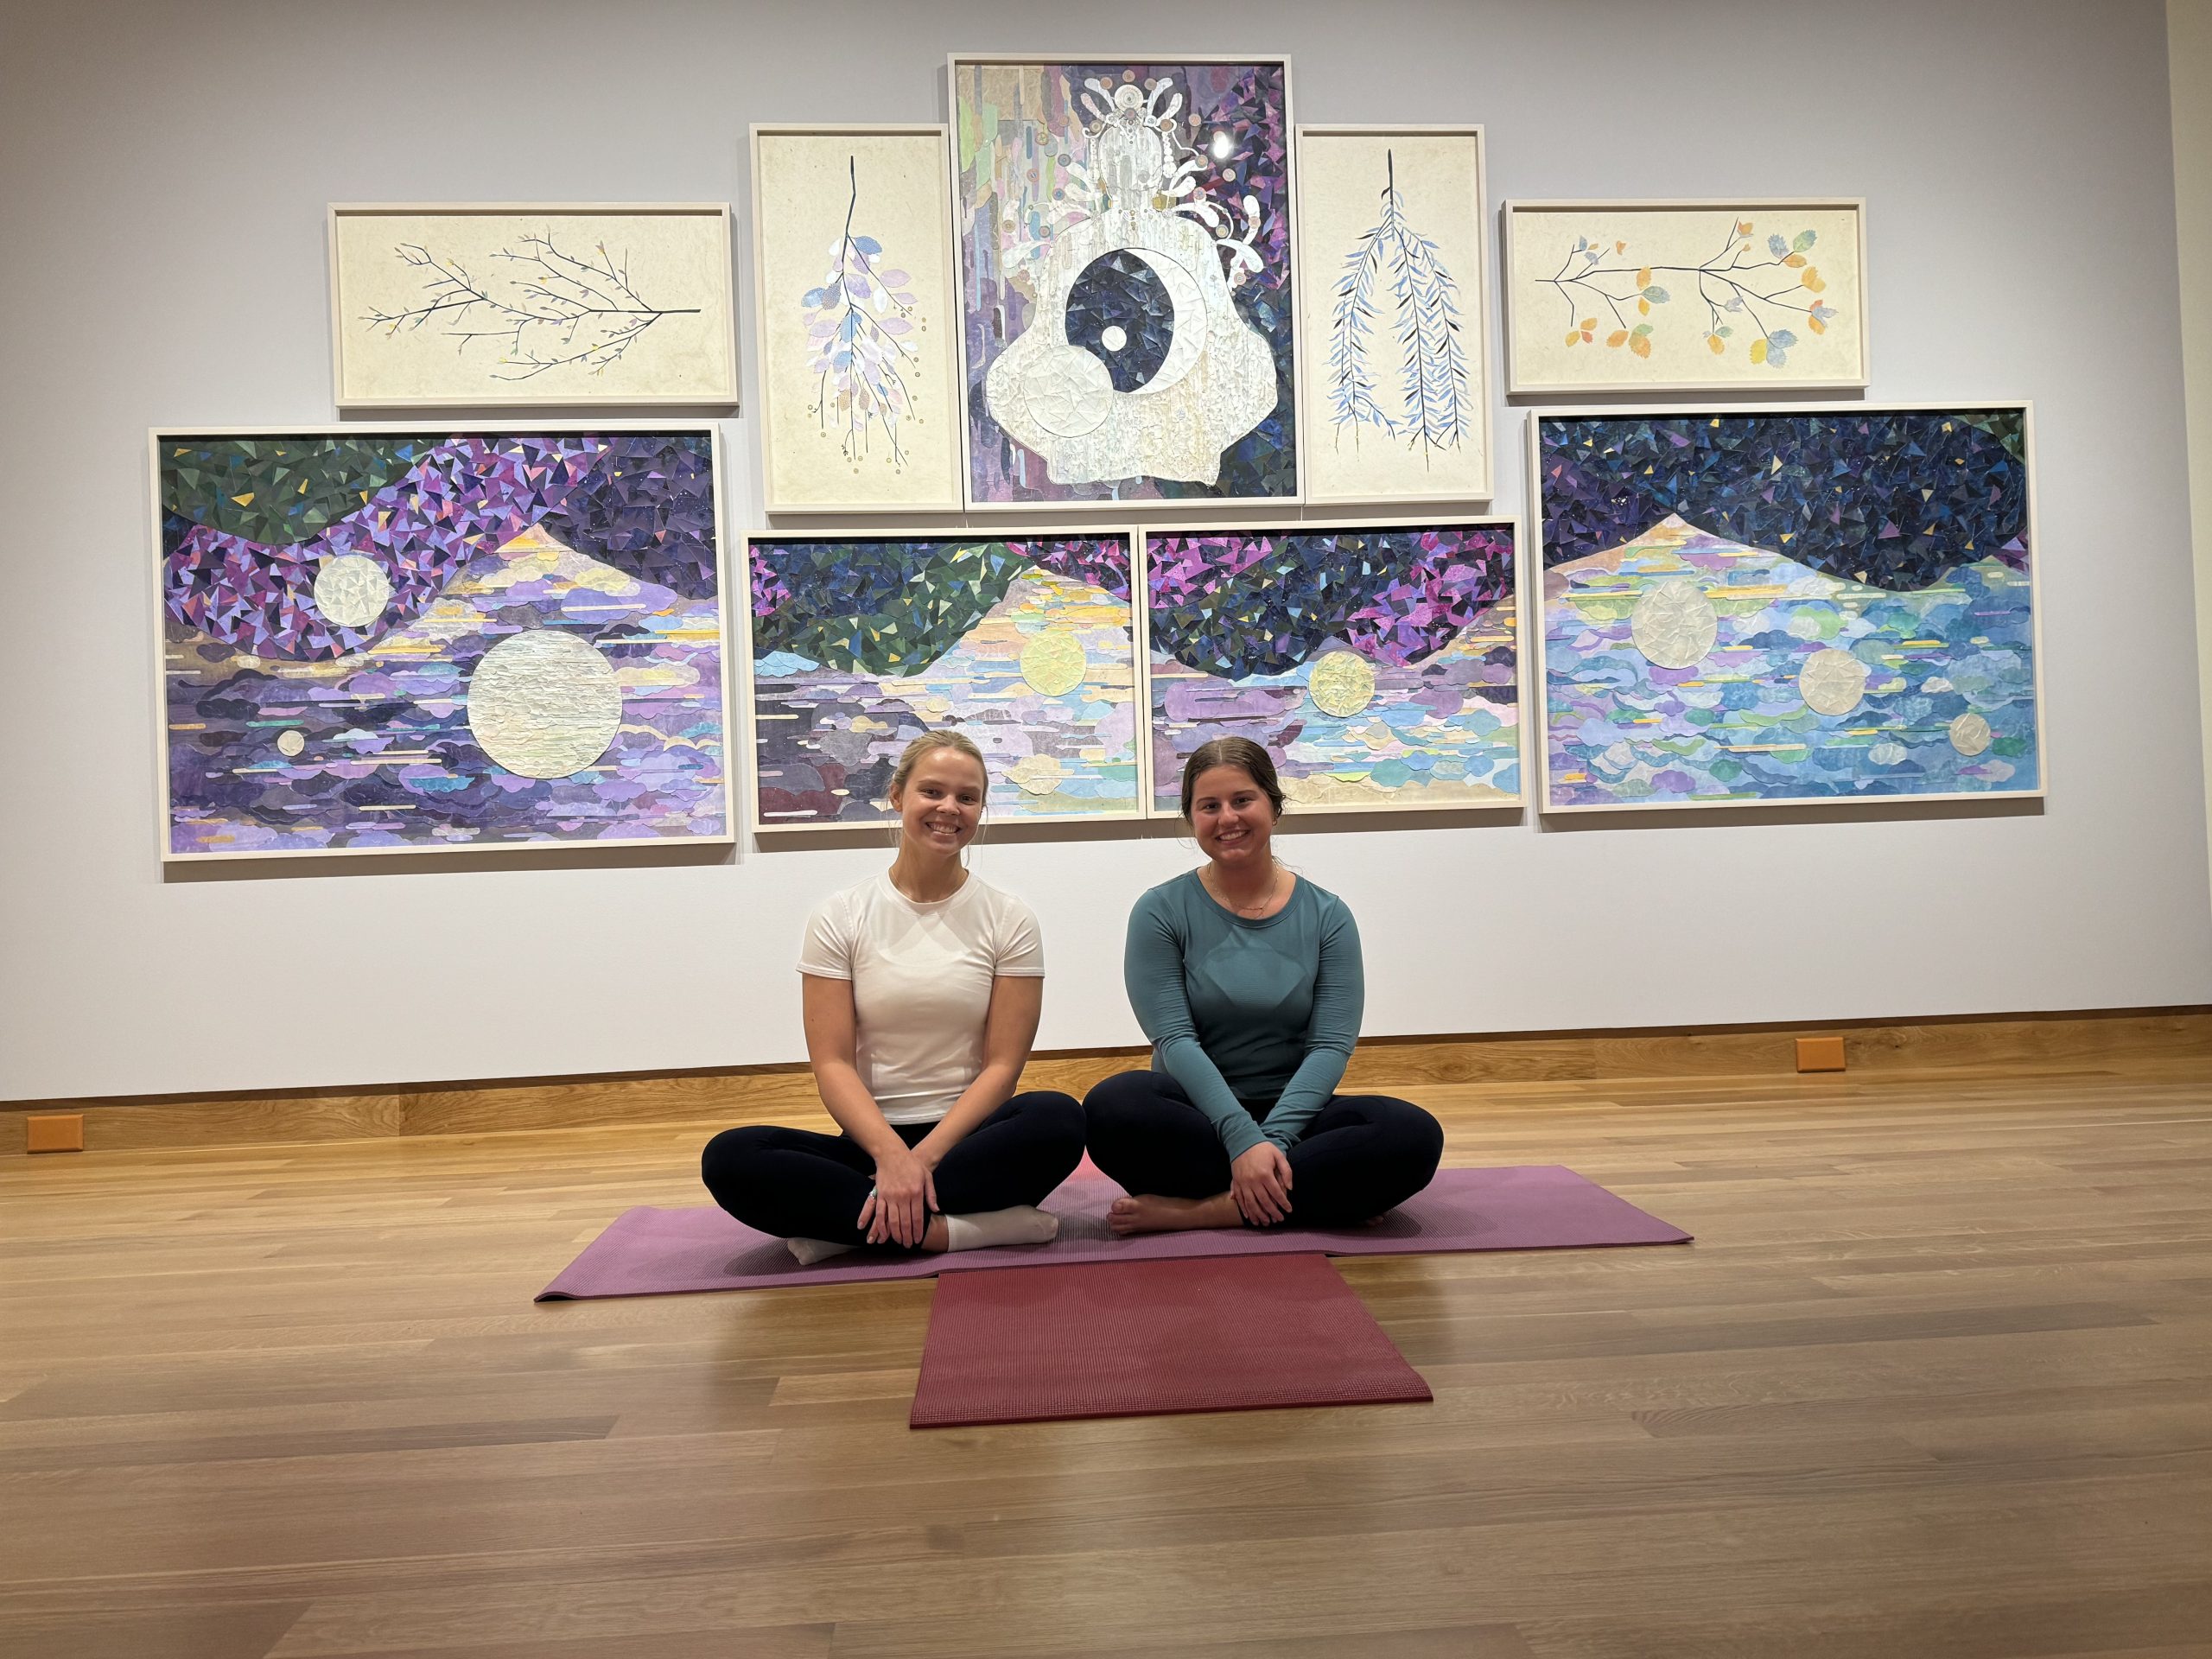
top-left (1538, 411), bottom-right (2028, 590)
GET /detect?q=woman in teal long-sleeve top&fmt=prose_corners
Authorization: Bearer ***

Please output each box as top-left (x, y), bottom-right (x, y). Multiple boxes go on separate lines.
top-left (1084, 737), bottom-right (1444, 1234)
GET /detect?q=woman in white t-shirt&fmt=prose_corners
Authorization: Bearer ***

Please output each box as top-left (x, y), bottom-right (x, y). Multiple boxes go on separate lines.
top-left (702, 732), bottom-right (1084, 1263)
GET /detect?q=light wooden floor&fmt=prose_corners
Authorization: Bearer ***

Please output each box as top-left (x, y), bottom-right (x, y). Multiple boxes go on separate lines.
top-left (3, 1064), bottom-right (2209, 1659)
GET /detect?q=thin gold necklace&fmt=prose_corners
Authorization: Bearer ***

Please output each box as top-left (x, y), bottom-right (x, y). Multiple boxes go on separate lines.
top-left (1205, 858), bottom-right (1281, 916)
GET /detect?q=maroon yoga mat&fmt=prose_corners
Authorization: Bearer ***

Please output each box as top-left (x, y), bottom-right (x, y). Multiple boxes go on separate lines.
top-left (535, 1165), bottom-right (1691, 1301)
top-left (910, 1253), bottom-right (1433, 1427)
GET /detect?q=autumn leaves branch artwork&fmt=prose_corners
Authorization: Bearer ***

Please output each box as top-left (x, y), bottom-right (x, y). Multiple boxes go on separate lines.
top-left (1546, 214), bottom-right (1838, 371)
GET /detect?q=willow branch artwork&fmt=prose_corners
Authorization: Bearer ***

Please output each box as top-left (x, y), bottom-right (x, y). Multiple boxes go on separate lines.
top-left (361, 232), bottom-right (701, 381)
top-left (1547, 216), bottom-right (1838, 368)
top-left (1327, 150), bottom-right (1470, 460)
top-left (801, 157), bottom-right (922, 470)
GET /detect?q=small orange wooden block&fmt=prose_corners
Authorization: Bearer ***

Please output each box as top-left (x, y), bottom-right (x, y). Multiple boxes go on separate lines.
top-left (1795, 1036), bottom-right (1847, 1073)
top-left (25, 1114), bottom-right (85, 1153)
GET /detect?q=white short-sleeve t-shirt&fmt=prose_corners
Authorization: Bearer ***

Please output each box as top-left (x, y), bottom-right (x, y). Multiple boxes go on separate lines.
top-left (798, 873), bottom-right (1046, 1124)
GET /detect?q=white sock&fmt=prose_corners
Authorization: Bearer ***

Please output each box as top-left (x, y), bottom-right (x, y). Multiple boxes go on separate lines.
top-left (941, 1205), bottom-right (1059, 1252)
top-left (787, 1236), bottom-right (859, 1266)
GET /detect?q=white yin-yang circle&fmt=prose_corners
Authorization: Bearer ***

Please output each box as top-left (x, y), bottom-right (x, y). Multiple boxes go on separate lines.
top-left (466, 630), bottom-right (623, 780)
top-left (313, 554), bottom-right (393, 629)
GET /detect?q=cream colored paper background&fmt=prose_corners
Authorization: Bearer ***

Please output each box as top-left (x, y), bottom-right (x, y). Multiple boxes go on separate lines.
top-left (333, 210), bottom-right (734, 405)
top-left (754, 132), bottom-right (959, 509)
top-left (1299, 132), bottom-right (1489, 501)
top-left (1509, 204), bottom-right (1864, 389)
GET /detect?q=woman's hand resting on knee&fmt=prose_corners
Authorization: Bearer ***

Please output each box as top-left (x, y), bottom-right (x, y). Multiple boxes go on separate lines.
top-left (861, 1145), bottom-right (938, 1247)
top-left (1230, 1142), bottom-right (1294, 1226)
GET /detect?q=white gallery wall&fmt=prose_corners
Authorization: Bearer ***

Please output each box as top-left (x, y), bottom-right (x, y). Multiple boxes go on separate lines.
top-left (3, 0), bottom-right (2209, 1103)
top-left (2177, 0), bottom-right (2212, 909)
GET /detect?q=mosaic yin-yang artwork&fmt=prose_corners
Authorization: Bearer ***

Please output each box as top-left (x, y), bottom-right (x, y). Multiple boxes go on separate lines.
top-left (1535, 409), bottom-right (2040, 809)
top-left (156, 429), bottom-right (729, 857)
top-left (1147, 523), bottom-right (1522, 813)
top-left (748, 532), bottom-right (1141, 826)
top-left (952, 56), bottom-right (1298, 505)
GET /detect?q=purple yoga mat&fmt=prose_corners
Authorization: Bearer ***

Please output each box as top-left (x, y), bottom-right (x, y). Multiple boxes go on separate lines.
top-left (534, 1166), bottom-right (1691, 1301)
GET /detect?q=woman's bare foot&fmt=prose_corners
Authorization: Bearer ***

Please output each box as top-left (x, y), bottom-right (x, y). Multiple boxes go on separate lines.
top-left (1109, 1192), bottom-right (1243, 1235)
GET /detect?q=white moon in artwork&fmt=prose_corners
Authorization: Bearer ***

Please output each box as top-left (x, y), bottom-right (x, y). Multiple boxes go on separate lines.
top-left (1948, 711), bottom-right (1994, 756)
top-left (1099, 324), bottom-right (1128, 353)
top-left (313, 554), bottom-right (393, 629)
top-left (466, 631), bottom-right (623, 779)
top-left (1798, 648), bottom-right (1869, 717)
top-left (276, 729), bottom-right (306, 758)
top-left (1630, 576), bottom-right (1718, 670)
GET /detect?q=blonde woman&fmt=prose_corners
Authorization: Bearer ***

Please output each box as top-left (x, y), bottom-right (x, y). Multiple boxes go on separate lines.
top-left (702, 732), bottom-right (1082, 1262)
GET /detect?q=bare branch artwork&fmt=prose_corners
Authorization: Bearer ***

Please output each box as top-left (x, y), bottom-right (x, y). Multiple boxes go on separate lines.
top-left (362, 232), bottom-right (702, 381)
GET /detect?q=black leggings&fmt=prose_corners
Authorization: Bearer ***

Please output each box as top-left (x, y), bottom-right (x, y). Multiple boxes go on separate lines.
top-left (701, 1090), bottom-right (1085, 1245)
top-left (1084, 1071), bottom-right (1444, 1227)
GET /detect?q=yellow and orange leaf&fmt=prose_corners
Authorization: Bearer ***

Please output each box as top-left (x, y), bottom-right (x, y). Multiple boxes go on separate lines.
top-left (1783, 253), bottom-right (1807, 268)
top-left (1750, 338), bottom-right (1769, 365)
top-left (1809, 315), bottom-right (1827, 334)
top-left (1637, 298), bottom-right (1650, 315)
top-left (1707, 334), bottom-right (1726, 354)
top-left (1564, 330), bottom-right (1580, 346)
top-left (1637, 266), bottom-right (1651, 286)
top-left (1606, 329), bottom-right (1629, 347)
top-left (1629, 334), bottom-right (1652, 359)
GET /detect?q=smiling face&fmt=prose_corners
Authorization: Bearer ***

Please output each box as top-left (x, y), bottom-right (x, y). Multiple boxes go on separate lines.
top-left (1187, 764), bottom-right (1277, 868)
top-left (891, 747), bottom-right (988, 859)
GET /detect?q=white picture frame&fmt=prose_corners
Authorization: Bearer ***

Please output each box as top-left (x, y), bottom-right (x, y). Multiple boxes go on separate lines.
top-left (328, 203), bottom-right (740, 410)
top-left (152, 422), bottom-right (736, 861)
top-left (1528, 403), bottom-right (2044, 814)
top-left (948, 54), bottom-right (1305, 512)
top-left (750, 125), bottom-right (963, 514)
top-left (1502, 199), bottom-right (1870, 396)
top-left (1295, 125), bottom-right (1494, 505)
top-left (1141, 514), bottom-right (1527, 817)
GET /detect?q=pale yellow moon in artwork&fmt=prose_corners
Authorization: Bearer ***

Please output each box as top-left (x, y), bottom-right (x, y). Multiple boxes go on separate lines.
top-left (1308, 650), bottom-right (1376, 718)
top-left (1020, 630), bottom-right (1088, 696)
top-left (1629, 575), bottom-right (1718, 669)
top-left (1798, 647), bottom-right (1869, 716)
top-left (312, 553), bottom-right (393, 629)
top-left (276, 729), bottom-right (306, 758)
top-left (466, 631), bottom-right (623, 779)
top-left (1008, 753), bottom-right (1065, 796)
top-left (1948, 711), bottom-right (1994, 756)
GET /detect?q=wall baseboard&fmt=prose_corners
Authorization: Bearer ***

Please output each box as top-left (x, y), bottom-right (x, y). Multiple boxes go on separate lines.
top-left (7, 1006), bottom-right (2208, 1154)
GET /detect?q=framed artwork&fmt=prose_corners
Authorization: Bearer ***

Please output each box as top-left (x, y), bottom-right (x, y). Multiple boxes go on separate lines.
top-left (154, 425), bottom-right (733, 860)
top-left (1531, 406), bottom-right (2041, 811)
top-left (950, 54), bottom-right (1300, 509)
top-left (750, 125), bottom-right (963, 513)
top-left (746, 530), bottom-right (1143, 829)
top-left (1144, 519), bottom-right (1523, 815)
top-left (328, 205), bottom-right (739, 409)
top-left (1296, 126), bottom-right (1491, 504)
top-left (1503, 200), bottom-right (1869, 394)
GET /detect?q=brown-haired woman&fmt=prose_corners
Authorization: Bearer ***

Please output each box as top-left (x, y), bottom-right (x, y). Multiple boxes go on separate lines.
top-left (1084, 736), bottom-right (1443, 1233)
top-left (702, 731), bottom-right (1084, 1262)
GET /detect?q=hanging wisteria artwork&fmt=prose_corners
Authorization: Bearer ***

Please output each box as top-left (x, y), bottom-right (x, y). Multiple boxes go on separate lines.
top-left (1534, 407), bottom-right (2039, 810)
top-left (951, 57), bottom-right (1299, 507)
top-left (1504, 200), bottom-right (1868, 393)
top-left (753, 127), bottom-right (963, 511)
top-left (329, 207), bottom-right (737, 409)
top-left (154, 427), bottom-right (732, 859)
top-left (1145, 520), bottom-right (1522, 813)
top-left (1297, 128), bottom-right (1491, 502)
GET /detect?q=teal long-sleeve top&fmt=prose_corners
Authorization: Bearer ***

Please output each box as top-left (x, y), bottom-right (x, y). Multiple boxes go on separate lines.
top-left (1122, 870), bottom-right (1365, 1160)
